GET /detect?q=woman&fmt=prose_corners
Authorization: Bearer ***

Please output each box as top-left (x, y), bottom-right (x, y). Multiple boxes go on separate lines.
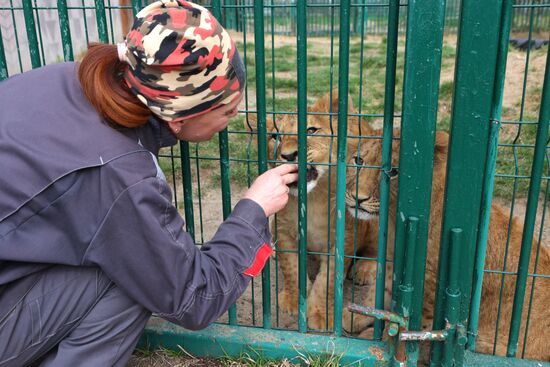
top-left (0, 1), bottom-right (297, 366)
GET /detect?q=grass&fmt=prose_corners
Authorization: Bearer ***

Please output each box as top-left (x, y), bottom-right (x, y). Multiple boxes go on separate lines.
top-left (130, 347), bottom-right (343, 367)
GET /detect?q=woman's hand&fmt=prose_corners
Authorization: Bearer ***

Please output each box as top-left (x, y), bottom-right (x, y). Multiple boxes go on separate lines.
top-left (244, 164), bottom-right (298, 217)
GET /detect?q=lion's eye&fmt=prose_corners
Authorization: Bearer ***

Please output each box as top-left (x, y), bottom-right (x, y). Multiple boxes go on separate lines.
top-left (388, 168), bottom-right (399, 178)
top-left (354, 156), bottom-right (364, 166)
top-left (307, 127), bottom-right (319, 135)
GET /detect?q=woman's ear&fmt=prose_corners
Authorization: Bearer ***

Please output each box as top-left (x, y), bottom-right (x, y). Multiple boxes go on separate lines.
top-left (166, 119), bottom-right (183, 135)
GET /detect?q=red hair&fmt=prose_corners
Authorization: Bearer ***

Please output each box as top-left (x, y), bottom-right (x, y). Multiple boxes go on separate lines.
top-left (78, 43), bottom-right (150, 128)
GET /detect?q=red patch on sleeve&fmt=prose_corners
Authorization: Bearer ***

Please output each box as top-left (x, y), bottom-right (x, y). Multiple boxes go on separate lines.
top-left (243, 243), bottom-right (273, 277)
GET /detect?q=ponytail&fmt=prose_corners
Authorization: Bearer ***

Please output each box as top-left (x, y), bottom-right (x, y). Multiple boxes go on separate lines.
top-left (78, 43), bottom-right (150, 128)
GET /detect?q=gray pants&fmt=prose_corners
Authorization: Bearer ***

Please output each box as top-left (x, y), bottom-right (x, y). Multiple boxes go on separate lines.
top-left (0, 266), bottom-right (151, 367)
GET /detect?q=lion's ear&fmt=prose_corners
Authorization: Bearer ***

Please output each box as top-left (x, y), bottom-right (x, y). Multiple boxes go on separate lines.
top-left (244, 113), bottom-right (257, 132)
top-left (243, 113), bottom-right (274, 132)
top-left (312, 89), bottom-right (354, 114)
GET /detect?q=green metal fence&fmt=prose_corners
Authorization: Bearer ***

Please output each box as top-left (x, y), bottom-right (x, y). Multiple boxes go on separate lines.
top-left (1, 0), bottom-right (550, 366)
top-left (218, 0), bottom-right (550, 37)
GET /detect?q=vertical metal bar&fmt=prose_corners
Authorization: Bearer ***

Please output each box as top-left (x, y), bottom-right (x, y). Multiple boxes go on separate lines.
top-left (180, 141), bottom-right (195, 242)
top-left (57, 0), bottom-right (74, 62)
top-left (400, 217), bottom-right (418, 311)
top-left (374, 0), bottom-right (400, 340)
top-left (430, 1), bottom-right (503, 365)
top-left (8, 0), bottom-right (24, 73)
top-left (521, 165), bottom-right (549, 358)
top-left (131, 0), bottom-right (141, 16)
top-left (467, 0), bottom-right (512, 351)
top-left (442, 229), bottom-right (462, 366)
top-left (0, 25), bottom-right (7, 80)
top-left (269, 0), bottom-right (279, 329)
top-left (32, 0), bottom-right (45, 65)
top-left (391, 4), bottom-right (446, 362)
top-left (193, 145), bottom-right (205, 244)
top-left (391, 217), bottom-right (418, 367)
top-left (296, 0), bottom-right (308, 334)
top-left (506, 42), bottom-right (550, 358)
top-left (253, 0), bottom-right (271, 330)
top-left (95, 0), bottom-right (109, 43)
top-left (211, 0), bottom-right (237, 326)
top-left (22, 0), bottom-right (40, 69)
top-left (81, 0), bottom-right (91, 46)
top-left (333, 0), bottom-right (351, 337)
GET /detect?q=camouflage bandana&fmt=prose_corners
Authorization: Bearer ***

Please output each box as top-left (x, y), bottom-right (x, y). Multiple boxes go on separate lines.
top-left (120, 0), bottom-right (245, 122)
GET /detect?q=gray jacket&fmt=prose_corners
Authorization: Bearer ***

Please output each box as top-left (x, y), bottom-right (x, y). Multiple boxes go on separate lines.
top-left (0, 63), bottom-right (272, 330)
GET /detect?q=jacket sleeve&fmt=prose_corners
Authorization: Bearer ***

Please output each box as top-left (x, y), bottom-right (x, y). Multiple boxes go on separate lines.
top-left (84, 177), bottom-right (272, 330)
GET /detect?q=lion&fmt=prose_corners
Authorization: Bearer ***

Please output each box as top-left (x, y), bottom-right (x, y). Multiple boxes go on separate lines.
top-left (246, 90), bottom-right (378, 331)
top-left (345, 128), bottom-right (550, 360)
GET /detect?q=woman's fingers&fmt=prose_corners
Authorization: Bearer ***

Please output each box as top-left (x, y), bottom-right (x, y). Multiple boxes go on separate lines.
top-left (282, 173), bottom-right (299, 185)
top-left (271, 163), bottom-right (298, 176)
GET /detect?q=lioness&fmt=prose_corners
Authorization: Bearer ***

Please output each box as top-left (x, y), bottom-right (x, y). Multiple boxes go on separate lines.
top-left (246, 90), bottom-right (377, 331)
top-left (345, 128), bottom-right (550, 360)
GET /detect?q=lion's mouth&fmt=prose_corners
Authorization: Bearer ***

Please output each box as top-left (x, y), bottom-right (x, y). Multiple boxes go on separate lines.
top-left (287, 165), bottom-right (319, 189)
top-left (346, 205), bottom-right (379, 220)
top-left (287, 166), bottom-right (320, 196)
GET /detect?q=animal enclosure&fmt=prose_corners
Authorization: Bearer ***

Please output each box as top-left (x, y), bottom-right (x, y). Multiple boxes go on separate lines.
top-left (1, 0), bottom-right (549, 366)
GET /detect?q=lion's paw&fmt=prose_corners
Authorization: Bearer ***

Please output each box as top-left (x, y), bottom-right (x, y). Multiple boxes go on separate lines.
top-left (348, 260), bottom-right (377, 286)
top-left (307, 307), bottom-right (333, 331)
top-left (278, 289), bottom-right (299, 315)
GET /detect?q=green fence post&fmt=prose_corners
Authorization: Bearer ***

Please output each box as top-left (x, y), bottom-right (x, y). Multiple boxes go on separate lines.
top-left (0, 26), bottom-right (7, 80)
top-left (467, 0), bottom-right (513, 352)
top-left (333, 0), bottom-right (351, 337)
top-left (391, 217), bottom-right (418, 366)
top-left (374, 0), bottom-right (400, 340)
top-left (180, 141), bottom-right (196, 242)
top-left (95, 0), bottom-right (109, 43)
top-left (211, 0), bottom-right (237, 326)
top-left (430, 1), bottom-right (503, 365)
top-left (57, 0), bottom-right (74, 62)
top-left (22, 0), bottom-right (40, 69)
top-left (391, 0), bottom-right (446, 363)
top-left (296, 0), bottom-right (308, 334)
top-left (506, 40), bottom-right (550, 358)
top-left (442, 229), bottom-right (463, 366)
top-left (253, 0), bottom-right (272, 330)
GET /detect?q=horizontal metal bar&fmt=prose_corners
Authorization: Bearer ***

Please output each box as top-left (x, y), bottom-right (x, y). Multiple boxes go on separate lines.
top-left (347, 304), bottom-right (407, 327)
top-left (139, 320), bottom-right (391, 365)
top-left (482, 269), bottom-right (550, 279)
top-left (400, 330), bottom-right (448, 342)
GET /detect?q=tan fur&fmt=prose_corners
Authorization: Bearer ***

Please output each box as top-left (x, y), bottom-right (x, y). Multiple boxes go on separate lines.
top-left (246, 91), bottom-right (376, 331)
top-left (346, 128), bottom-right (550, 360)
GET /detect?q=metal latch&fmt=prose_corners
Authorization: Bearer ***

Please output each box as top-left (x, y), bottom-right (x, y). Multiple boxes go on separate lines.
top-left (347, 304), bottom-right (467, 345)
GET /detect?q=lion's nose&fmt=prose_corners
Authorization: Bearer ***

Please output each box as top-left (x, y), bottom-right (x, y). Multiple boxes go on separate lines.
top-left (281, 151), bottom-right (298, 162)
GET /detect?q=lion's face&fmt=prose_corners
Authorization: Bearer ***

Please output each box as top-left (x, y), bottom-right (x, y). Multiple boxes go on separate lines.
top-left (248, 90), bottom-right (363, 197)
top-left (268, 110), bottom-right (340, 196)
top-left (345, 130), bottom-right (400, 220)
top-left (345, 130), bottom-right (449, 221)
